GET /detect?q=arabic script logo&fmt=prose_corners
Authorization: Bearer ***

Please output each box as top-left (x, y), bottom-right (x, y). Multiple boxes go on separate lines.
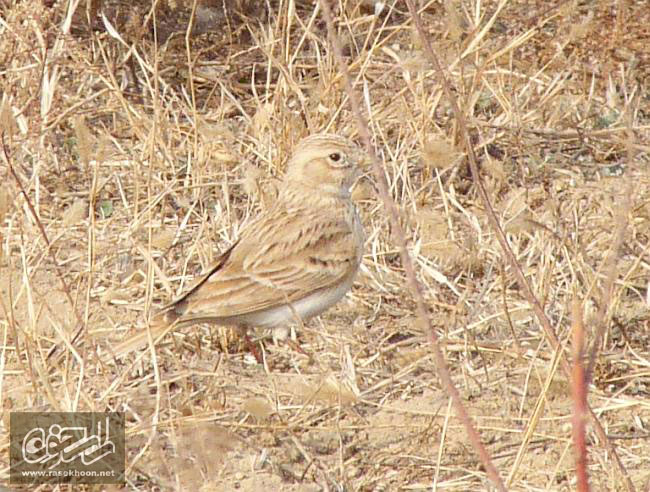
top-left (22, 417), bottom-right (116, 469)
top-left (10, 412), bottom-right (125, 485)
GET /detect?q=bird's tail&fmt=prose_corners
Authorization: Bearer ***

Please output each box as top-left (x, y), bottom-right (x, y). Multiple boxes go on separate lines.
top-left (110, 311), bottom-right (178, 358)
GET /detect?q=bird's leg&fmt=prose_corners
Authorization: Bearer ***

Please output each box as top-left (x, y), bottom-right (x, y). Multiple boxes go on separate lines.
top-left (287, 338), bottom-right (311, 359)
top-left (284, 303), bottom-right (312, 359)
top-left (242, 328), bottom-right (263, 363)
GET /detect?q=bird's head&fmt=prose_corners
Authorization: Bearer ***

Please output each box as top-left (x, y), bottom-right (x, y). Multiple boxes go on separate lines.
top-left (283, 133), bottom-right (364, 198)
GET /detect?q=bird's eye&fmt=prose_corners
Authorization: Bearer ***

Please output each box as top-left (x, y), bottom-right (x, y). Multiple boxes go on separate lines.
top-left (329, 152), bottom-right (342, 162)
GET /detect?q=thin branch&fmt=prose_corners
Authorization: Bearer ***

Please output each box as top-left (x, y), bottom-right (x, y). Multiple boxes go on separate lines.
top-left (1, 133), bottom-right (85, 360)
top-left (403, 1), bottom-right (634, 490)
top-left (572, 298), bottom-right (590, 492)
top-left (318, 1), bottom-right (506, 490)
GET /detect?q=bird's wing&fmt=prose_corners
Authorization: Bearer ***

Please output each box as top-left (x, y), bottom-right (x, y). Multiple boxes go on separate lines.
top-left (164, 205), bottom-right (360, 323)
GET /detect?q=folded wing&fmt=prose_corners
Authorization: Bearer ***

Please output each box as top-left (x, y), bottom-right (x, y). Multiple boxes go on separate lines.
top-left (162, 205), bottom-right (359, 325)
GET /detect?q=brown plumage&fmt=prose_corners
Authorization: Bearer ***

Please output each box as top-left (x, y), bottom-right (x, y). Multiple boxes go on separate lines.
top-left (114, 134), bottom-right (365, 357)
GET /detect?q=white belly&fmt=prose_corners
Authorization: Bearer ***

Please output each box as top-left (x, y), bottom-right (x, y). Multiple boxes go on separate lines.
top-left (236, 275), bottom-right (355, 328)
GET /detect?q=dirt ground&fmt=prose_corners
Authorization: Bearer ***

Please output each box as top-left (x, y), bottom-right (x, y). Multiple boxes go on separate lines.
top-left (1, 0), bottom-right (650, 490)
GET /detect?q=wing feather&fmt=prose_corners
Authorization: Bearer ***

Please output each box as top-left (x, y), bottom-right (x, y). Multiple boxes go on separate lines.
top-left (164, 204), bottom-right (359, 323)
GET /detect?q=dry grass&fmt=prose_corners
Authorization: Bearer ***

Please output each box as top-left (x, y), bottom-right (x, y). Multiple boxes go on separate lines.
top-left (1, 0), bottom-right (650, 490)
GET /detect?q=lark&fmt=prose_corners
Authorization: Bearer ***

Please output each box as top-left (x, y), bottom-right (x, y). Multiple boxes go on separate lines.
top-left (114, 133), bottom-right (365, 357)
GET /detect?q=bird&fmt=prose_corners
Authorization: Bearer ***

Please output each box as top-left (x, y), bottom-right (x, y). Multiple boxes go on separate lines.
top-left (113, 133), bottom-right (366, 358)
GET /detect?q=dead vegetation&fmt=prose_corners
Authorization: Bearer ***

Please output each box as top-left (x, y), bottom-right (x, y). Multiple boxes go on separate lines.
top-left (1, 0), bottom-right (650, 490)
